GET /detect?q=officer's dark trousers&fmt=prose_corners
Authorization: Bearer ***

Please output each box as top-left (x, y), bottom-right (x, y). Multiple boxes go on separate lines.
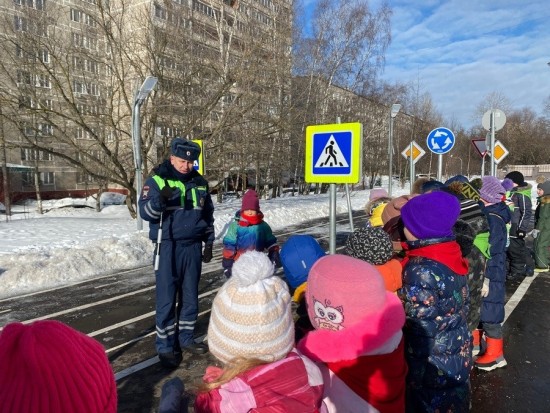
top-left (155, 240), bottom-right (202, 354)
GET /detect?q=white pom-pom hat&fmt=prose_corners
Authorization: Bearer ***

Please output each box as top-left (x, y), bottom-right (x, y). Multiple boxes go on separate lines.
top-left (207, 251), bottom-right (294, 364)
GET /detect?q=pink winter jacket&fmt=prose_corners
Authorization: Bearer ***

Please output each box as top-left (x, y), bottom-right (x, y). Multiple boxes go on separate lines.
top-left (194, 350), bottom-right (325, 413)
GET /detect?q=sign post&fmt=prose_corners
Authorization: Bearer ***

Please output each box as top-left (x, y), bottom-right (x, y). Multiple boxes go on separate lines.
top-left (401, 140), bottom-right (425, 192)
top-left (482, 109), bottom-right (506, 176)
top-left (305, 122), bottom-right (363, 253)
top-left (426, 127), bottom-right (456, 181)
top-left (471, 138), bottom-right (487, 176)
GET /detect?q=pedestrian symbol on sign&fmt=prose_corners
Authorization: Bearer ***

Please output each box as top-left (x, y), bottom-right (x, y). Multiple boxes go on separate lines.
top-left (314, 135), bottom-right (349, 168)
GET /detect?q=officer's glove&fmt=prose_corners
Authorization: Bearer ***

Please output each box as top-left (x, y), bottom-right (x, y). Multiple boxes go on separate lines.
top-left (160, 186), bottom-right (174, 204)
top-left (202, 244), bottom-right (213, 263)
top-left (516, 229), bottom-right (526, 239)
top-left (481, 278), bottom-right (490, 298)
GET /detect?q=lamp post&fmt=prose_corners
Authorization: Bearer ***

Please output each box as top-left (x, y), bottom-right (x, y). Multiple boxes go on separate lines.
top-left (132, 76), bottom-right (158, 230)
top-left (450, 154), bottom-right (463, 176)
top-left (388, 103), bottom-right (401, 196)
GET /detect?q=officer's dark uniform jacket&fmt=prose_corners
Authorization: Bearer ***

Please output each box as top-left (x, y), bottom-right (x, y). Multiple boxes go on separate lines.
top-left (139, 160), bottom-right (215, 245)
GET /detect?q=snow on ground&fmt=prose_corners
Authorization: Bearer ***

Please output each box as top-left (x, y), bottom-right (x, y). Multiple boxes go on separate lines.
top-left (0, 187), bottom-right (384, 299)
top-left (0, 179), bottom-right (540, 299)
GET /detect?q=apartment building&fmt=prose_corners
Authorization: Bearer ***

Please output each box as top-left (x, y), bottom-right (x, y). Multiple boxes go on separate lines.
top-left (0, 0), bottom-right (292, 205)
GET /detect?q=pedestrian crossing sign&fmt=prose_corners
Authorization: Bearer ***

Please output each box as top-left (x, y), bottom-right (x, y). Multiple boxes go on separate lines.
top-left (305, 122), bottom-right (362, 183)
top-left (191, 139), bottom-right (204, 175)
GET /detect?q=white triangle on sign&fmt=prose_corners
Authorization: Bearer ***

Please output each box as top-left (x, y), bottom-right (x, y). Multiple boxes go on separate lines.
top-left (314, 134), bottom-right (349, 168)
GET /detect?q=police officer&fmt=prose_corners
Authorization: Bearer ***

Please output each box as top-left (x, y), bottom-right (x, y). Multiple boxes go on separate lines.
top-left (139, 138), bottom-right (214, 368)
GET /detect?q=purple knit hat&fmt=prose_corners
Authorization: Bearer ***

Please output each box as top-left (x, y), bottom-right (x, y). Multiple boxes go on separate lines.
top-left (480, 176), bottom-right (506, 204)
top-left (401, 191), bottom-right (460, 239)
top-left (501, 178), bottom-right (515, 192)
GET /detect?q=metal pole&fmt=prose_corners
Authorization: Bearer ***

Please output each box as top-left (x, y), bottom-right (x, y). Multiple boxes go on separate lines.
top-left (388, 114), bottom-right (393, 196)
top-left (329, 183), bottom-right (336, 254)
top-left (132, 96), bottom-right (143, 231)
top-left (490, 111), bottom-right (496, 176)
top-left (437, 154), bottom-right (443, 181)
top-left (409, 141), bottom-right (414, 193)
top-left (336, 116), bottom-right (354, 233)
top-left (481, 153), bottom-right (486, 177)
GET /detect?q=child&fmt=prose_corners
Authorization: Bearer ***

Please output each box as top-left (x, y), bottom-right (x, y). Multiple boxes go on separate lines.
top-left (222, 189), bottom-right (280, 278)
top-left (444, 176), bottom-right (490, 352)
top-left (298, 254), bottom-right (407, 413)
top-left (398, 191), bottom-right (472, 412)
top-left (195, 251), bottom-right (324, 412)
top-left (345, 226), bottom-right (403, 292)
top-left (0, 320), bottom-right (117, 413)
top-left (381, 194), bottom-right (416, 256)
top-left (504, 171), bottom-right (534, 278)
top-left (280, 234), bottom-right (326, 342)
top-left (533, 180), bottom-right (550, 272)
top-left (475, 176), bottom-right (511, 371)
top-left (364, 188), bottom-right (392, 227)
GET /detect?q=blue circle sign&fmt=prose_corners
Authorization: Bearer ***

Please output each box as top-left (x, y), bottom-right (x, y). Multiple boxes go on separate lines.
top-left (426, 127), bottom-right (455, 154)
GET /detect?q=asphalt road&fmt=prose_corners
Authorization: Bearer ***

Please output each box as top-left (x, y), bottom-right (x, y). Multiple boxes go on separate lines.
top-left (0, 212), bottom-right (548, 412)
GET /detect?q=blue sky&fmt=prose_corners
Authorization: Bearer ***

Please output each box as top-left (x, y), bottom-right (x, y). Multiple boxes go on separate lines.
top-left (302, 0), bottom-right (550, 129)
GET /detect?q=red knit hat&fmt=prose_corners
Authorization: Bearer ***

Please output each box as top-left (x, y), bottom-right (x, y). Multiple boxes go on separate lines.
top-left (0, 320), bottom-right (117, 413)
top-left (241, 189), bottom-right (260, 212)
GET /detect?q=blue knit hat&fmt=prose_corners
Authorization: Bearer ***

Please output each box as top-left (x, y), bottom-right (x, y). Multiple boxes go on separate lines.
top-left (401, 191), bottom-right (460, 239)
top-left (171, 138), bottom-right (200, 161)
top-left (280, 235), bottom-right (326, 288)
top-left (444, 175), bottom-right (469, 186)
top-left (421, 179), bottom-right (445, 193)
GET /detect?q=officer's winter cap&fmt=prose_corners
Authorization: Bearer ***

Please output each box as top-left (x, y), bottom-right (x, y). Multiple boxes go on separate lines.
top-left (345, 227), bottom-right (394, 265)
top-left (207, 251), bottom-right (294, 365)
top-left (401, 191), bottom-right (460, 239)
top-left (0, 320), bottom-right (117, 413)
top-left (171, 138), bottom-right (200, 162)
top-left (479, 176), bottom-right (506, 204)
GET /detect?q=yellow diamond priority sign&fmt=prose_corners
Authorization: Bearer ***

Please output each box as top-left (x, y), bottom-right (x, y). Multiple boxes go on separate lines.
top-left (401, 141), bottom-right (425, 164)
top-left (492, 140), bottom-right (509, 164)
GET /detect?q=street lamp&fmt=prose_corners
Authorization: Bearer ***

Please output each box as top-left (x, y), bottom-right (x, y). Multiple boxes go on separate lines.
top-left (388, 103), bottom-right (401, 196)
top-left (132, 76), bottom-right (158, 230)
top-left (450, 154), bottom-right (463, 176)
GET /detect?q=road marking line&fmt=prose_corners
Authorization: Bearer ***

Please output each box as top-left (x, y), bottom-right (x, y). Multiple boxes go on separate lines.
top-left (115, 357), bottom-right (159, 381)
top-left (503, 273), bottom-right (538, 324)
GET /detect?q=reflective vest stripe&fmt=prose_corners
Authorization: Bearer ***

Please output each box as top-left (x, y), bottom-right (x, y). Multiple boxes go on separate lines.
top-left (152, 175), bottom-right (203, 209)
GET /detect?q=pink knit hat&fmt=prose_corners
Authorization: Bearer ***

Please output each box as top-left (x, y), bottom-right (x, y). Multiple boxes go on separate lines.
top-left (369, 188), bottom-right (388, 202)
top-left (241, 189), bottom-right (260, 212)
top-left (0, 320), bottom-right (117, 413)
top-left (298, 254), bottom-right (405, 362)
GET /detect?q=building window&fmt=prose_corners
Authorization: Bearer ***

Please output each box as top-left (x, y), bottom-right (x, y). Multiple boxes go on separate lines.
top-left (154, 3), bottom-right (167, 20)
top-left (21, 148), bottom-right (53, 161)
top-left (14, 0), bottom-right (45, 10)
top-left (40, 171), bottom-right (54, 185)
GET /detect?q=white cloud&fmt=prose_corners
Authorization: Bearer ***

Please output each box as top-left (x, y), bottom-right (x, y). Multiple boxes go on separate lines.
top-left (382, 0), bottom-right (550, 128)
